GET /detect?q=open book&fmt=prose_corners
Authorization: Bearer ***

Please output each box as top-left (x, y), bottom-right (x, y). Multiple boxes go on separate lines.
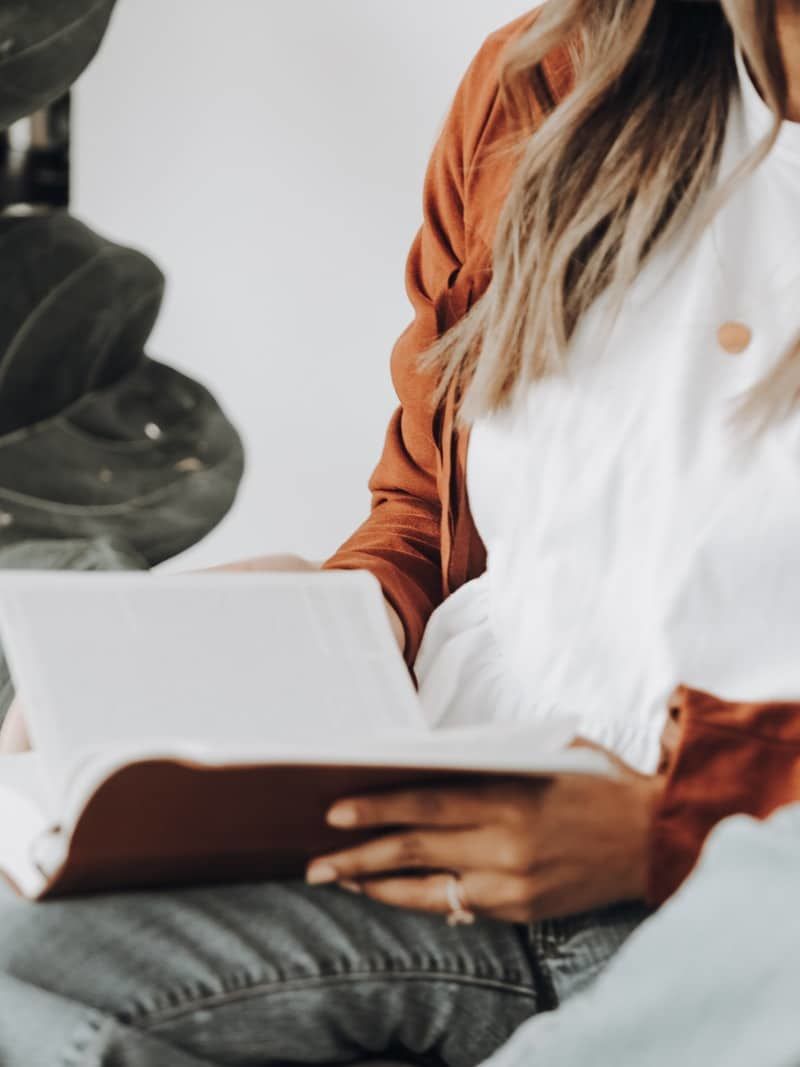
top-left (0, 571), bottom-right (611, 900)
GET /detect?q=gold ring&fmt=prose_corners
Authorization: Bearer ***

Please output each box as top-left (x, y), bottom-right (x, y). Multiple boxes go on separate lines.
top-left (445, 875), bottom-right (476, 927)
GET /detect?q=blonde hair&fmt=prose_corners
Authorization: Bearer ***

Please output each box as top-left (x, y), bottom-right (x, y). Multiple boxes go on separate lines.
top-left (424, 0), bottom-right (796, 430)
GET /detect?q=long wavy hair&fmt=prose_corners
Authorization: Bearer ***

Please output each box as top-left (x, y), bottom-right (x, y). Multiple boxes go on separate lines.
top-left (424, 0), bottom-right (794, 430)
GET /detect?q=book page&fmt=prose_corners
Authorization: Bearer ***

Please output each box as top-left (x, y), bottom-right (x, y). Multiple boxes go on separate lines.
top-left (0, 753), bottom-right (52, 898)
top-left (0, 571), bottom-right (427, 798)
top-left (61, 720), bottom-right (610, 818)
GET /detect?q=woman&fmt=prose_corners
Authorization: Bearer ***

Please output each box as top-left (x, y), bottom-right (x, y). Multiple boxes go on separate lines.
top-left (2, 1), bottom-right (800, 1063)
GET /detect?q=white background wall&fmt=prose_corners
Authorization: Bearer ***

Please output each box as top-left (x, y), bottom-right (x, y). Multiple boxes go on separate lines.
top-left (74, 1), bottom-right (534, 569)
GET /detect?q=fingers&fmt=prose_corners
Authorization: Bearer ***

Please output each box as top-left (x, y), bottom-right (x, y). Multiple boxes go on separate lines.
top-left (342, 870), bottom-right (537, 924)
top-left (326, 781), bottom-right (522, 830)
top-left (307, 828), bottom-right (494, 884)
top-left (353, 873), bottom-right (456, 913)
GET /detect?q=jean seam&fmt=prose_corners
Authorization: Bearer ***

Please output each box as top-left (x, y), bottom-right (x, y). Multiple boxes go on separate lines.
top-left (134, 966), bottom-right (539, 1031)
top-left (62, 1010), bottom-right (221, 1067)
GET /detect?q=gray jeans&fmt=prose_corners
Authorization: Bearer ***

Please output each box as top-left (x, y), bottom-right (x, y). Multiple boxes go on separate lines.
top-left (0, 879), bottom-right (646, 1066)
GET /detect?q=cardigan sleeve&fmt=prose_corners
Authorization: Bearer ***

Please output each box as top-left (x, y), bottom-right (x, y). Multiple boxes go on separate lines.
top-left (322, 32), bottom-right (507, 668)
top-left (647, 686), bottom-right (800, 906)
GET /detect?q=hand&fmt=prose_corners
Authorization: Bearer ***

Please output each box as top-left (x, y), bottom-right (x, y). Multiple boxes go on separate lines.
top-left (307, 750), bottom-right (662, 923)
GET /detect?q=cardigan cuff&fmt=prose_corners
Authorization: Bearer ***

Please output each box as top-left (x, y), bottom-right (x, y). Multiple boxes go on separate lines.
top-left (647, 685), bottom-right (800, 906)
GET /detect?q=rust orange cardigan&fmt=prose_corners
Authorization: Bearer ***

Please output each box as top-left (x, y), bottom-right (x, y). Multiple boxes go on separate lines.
top-left (323, 11), bottom-right (800, 906)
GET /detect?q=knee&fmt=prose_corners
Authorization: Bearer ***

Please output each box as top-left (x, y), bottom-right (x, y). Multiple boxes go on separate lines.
top-left (0, 888), bottom-right (95, 989)
top-left (0, 889), bottom-right (48, 973)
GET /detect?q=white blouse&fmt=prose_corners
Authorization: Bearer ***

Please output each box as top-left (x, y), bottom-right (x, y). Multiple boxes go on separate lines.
top-left (414, 50), bottom-right (800, 774)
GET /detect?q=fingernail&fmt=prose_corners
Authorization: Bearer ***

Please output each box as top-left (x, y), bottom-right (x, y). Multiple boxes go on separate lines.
top-left (327, 804), bottom-right (357, 828)
top-left (306, 862), bottom-right (338, 885)
top-left (338, 879), bottom-right (362, 894)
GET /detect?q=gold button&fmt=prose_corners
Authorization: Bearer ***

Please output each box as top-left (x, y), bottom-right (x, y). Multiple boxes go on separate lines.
top-left (717, 322), bottom-right (752, 355)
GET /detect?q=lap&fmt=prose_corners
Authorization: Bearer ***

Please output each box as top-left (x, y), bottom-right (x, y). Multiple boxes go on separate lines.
top-left (0, 879), bottom-right (545, 1066)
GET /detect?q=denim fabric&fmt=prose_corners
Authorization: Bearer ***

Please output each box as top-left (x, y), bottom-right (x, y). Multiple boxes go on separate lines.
top-left (0, 881), bottom-right (646, 1067)
top-left (526, 900), bottom-right (652, 1006)
top-left (0, 1), bottom-right (116, 130)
